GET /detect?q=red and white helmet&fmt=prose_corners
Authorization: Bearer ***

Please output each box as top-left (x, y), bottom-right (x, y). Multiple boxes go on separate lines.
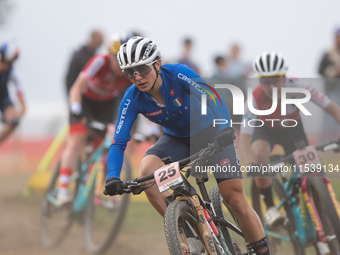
top-left (253, 51), bottom-right (288, 77)
top-left (117, 36), bottom-right (162, 69)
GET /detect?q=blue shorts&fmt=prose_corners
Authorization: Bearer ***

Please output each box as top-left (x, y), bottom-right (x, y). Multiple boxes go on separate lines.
top-left (0, 84), bottom-right (13, 114)
top-left (0, 97), bottom-right (13, 114)
top-left (145, 125), bottom-right (242, 184)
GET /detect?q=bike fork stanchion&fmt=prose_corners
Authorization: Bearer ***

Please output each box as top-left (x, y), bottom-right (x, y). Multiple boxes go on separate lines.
top-left (301, 178), bottom-right (327, 243)
top-left (323, 177), bottom-right (340, 218)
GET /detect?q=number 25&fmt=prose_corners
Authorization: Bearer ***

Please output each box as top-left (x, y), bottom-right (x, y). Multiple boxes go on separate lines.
top-left (158, 167), bottom-right (176, 182)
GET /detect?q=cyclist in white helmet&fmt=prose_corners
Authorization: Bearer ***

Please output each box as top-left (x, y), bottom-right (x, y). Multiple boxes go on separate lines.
top-left (0, 39), bottom-right (26, 146)
top-left (240, 52), bottom-right (340, 231)
top-left (105, 36), bottom-right (271, 255)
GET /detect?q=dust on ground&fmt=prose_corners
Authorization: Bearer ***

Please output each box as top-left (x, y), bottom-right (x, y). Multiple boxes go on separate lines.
top-left (0, 174), bottom-right (167, 255)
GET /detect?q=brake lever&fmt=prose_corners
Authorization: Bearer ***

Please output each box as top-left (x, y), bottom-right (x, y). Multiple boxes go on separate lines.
top-left (185, 166), bottom-right (192, 178)
top-left (131, 186), bottom-right (147, 195)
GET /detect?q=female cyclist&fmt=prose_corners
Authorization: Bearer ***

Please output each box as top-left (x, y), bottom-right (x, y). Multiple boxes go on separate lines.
top-left (105, 37), bottom-right (269, 255)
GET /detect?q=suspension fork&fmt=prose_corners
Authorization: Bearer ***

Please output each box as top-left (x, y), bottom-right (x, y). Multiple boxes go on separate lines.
top-left (177, 195), bottom-right (219, 255)
top-left (323, 177), bottom-right (340, 218)
top-left (301, 177), bottom-right (327, 242)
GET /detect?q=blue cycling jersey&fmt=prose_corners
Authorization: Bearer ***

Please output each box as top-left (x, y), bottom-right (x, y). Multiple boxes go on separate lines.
top-left (107, 63), bottom-right (231, 179)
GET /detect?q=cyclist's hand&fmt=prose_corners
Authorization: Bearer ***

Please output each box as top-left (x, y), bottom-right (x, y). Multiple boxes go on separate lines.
top-left (70, 102), bottom-right (82, 115)
top-left (105, 177), bottom-right (124, 196)
top-left (70, 102), bottom-right (85, 122)
top-left (214, 127), bottom-right (236, 150)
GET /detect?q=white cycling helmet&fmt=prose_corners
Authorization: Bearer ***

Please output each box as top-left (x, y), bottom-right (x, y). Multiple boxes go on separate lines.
top-left (0, 39), bottom-right (20, 62)
top-left (253, 51), bottom-right (288, 77)
top-left (117, 36), bottom-right (162, 69)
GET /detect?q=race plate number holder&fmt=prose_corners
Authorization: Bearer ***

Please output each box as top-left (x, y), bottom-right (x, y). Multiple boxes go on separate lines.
top-left (293, 146), bottom-right (321, 171)
top-left (154, 162), bottom-right (183, 193)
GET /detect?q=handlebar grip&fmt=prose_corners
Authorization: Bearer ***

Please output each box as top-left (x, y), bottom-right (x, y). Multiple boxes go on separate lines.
top-left (103, 182), bottom-right (129, 196)
top-left (122, 182), bottom-right (128, 189)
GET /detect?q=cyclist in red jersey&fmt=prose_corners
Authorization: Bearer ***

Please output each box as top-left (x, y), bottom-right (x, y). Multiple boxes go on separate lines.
top-left (240, 52), bottom-right (340, 229)
top-left (56, 33), bottom-right (132, 206)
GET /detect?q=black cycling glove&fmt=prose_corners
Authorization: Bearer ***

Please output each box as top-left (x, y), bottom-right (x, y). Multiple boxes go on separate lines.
top-left (214, 127), bottom-right (236, 150)
top-left (105, 177), bottom-right (124, 196)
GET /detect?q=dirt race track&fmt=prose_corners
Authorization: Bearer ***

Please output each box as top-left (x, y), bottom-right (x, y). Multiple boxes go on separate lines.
top-left (0, 175), bottom-right (168, 255)
top-left (1, 137), bottom-right (340, 255)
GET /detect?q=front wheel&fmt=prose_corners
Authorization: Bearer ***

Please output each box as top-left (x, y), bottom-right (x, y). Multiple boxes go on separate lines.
top-left (251, 178), bottom-right (305, 255)
top-left (83, 157), bottom-right (132, 254)
top-left (40, 161), bottom-right (78, 247)
top-left (164, 200), bottom-right (219, 255)
top-left (310, 177), bottom-right (340, 255)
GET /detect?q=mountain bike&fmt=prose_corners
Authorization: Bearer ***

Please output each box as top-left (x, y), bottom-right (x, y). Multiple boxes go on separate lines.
top-left (104, 132), bottom-right (254, 255)
top-left (251, 139), bottom-right (340, 255)
top-left (40, 120), bottom-right (132, 254)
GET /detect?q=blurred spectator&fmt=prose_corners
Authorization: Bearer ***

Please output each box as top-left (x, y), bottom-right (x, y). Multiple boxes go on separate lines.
top-left (65, 29), bottom-right (104, 96)
top-left (226, 43), bottom-right (252, 78)
top-left (222, 43), bottom-right (252, 96)
top-left (212, 55), bottom-right (229, 78)
top-left (212, 44), bottom-right (251, 130)
top-left (318, 27), bottom-right (340, 138)
top-left (318, 27), bottom-right (340, 103)
top-left (130, 31), bottom-right (144, 37)
top-left (178, 37), bottom-right (200, 75)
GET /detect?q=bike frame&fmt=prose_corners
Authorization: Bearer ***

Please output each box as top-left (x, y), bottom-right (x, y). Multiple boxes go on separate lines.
top-left (166, 174), bottom-right (238, 255)
top-left (264, 140), bottom-right (340, 248)
top-left (263, 174), bottom-right (317, 246)
top-left (46, 136), bottom-right (110, 214)
top-left (123, 156), bottom-right (250, 255)
top-left (73, 137), bottom-right (111, 213)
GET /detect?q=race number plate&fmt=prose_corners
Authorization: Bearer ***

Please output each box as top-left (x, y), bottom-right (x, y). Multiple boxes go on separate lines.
top-left (154, 162), bottom-right (183, 193)
top-left (293, 146), bottom-right (321, 170)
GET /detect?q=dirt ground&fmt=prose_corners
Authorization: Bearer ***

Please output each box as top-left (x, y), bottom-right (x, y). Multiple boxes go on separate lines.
top-left (0, 174), bottom-right (168, 255)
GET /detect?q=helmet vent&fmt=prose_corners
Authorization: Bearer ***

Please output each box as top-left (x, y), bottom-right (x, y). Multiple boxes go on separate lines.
top-left (279, 60), bottom-right (284, 70)
top-left (266, 54), bottom-right (271, 71)
top-left (259, 58), bottom-right (265, 72)
top-left (273, 56), bottom-right (278, 70)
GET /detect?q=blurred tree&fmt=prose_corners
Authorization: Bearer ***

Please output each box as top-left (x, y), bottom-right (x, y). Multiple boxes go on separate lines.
top-left (0, 0), bottom-right (13, 26)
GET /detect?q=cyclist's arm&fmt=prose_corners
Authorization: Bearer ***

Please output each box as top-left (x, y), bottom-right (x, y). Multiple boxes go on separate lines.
top-left (69, 55), bottom-right (106, 105)
top-left (69, 75), bottom-right (87, 105)
top-left (239, 99), bottom-right (257, 165)
top-left (297, 79), bottom-right (340, 123)
top-left (325, 102), bottom-right (340, 124)
top-left (107, 93), bottom-right (139, 179)
top-left (174, 64), bottom-right (231, 124)
top-left (9, 70), bottom-right (26, 117)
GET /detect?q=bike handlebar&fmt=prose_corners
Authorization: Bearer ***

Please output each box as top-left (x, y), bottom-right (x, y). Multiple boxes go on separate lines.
top-left (270, 138), bottom-right (340, 166)
top-left (103, 129), bottom-right (235, 196)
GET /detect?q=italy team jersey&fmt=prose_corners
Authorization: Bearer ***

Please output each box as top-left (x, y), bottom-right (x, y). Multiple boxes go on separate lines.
top-left (107, 63), bottom-right (231, 178)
